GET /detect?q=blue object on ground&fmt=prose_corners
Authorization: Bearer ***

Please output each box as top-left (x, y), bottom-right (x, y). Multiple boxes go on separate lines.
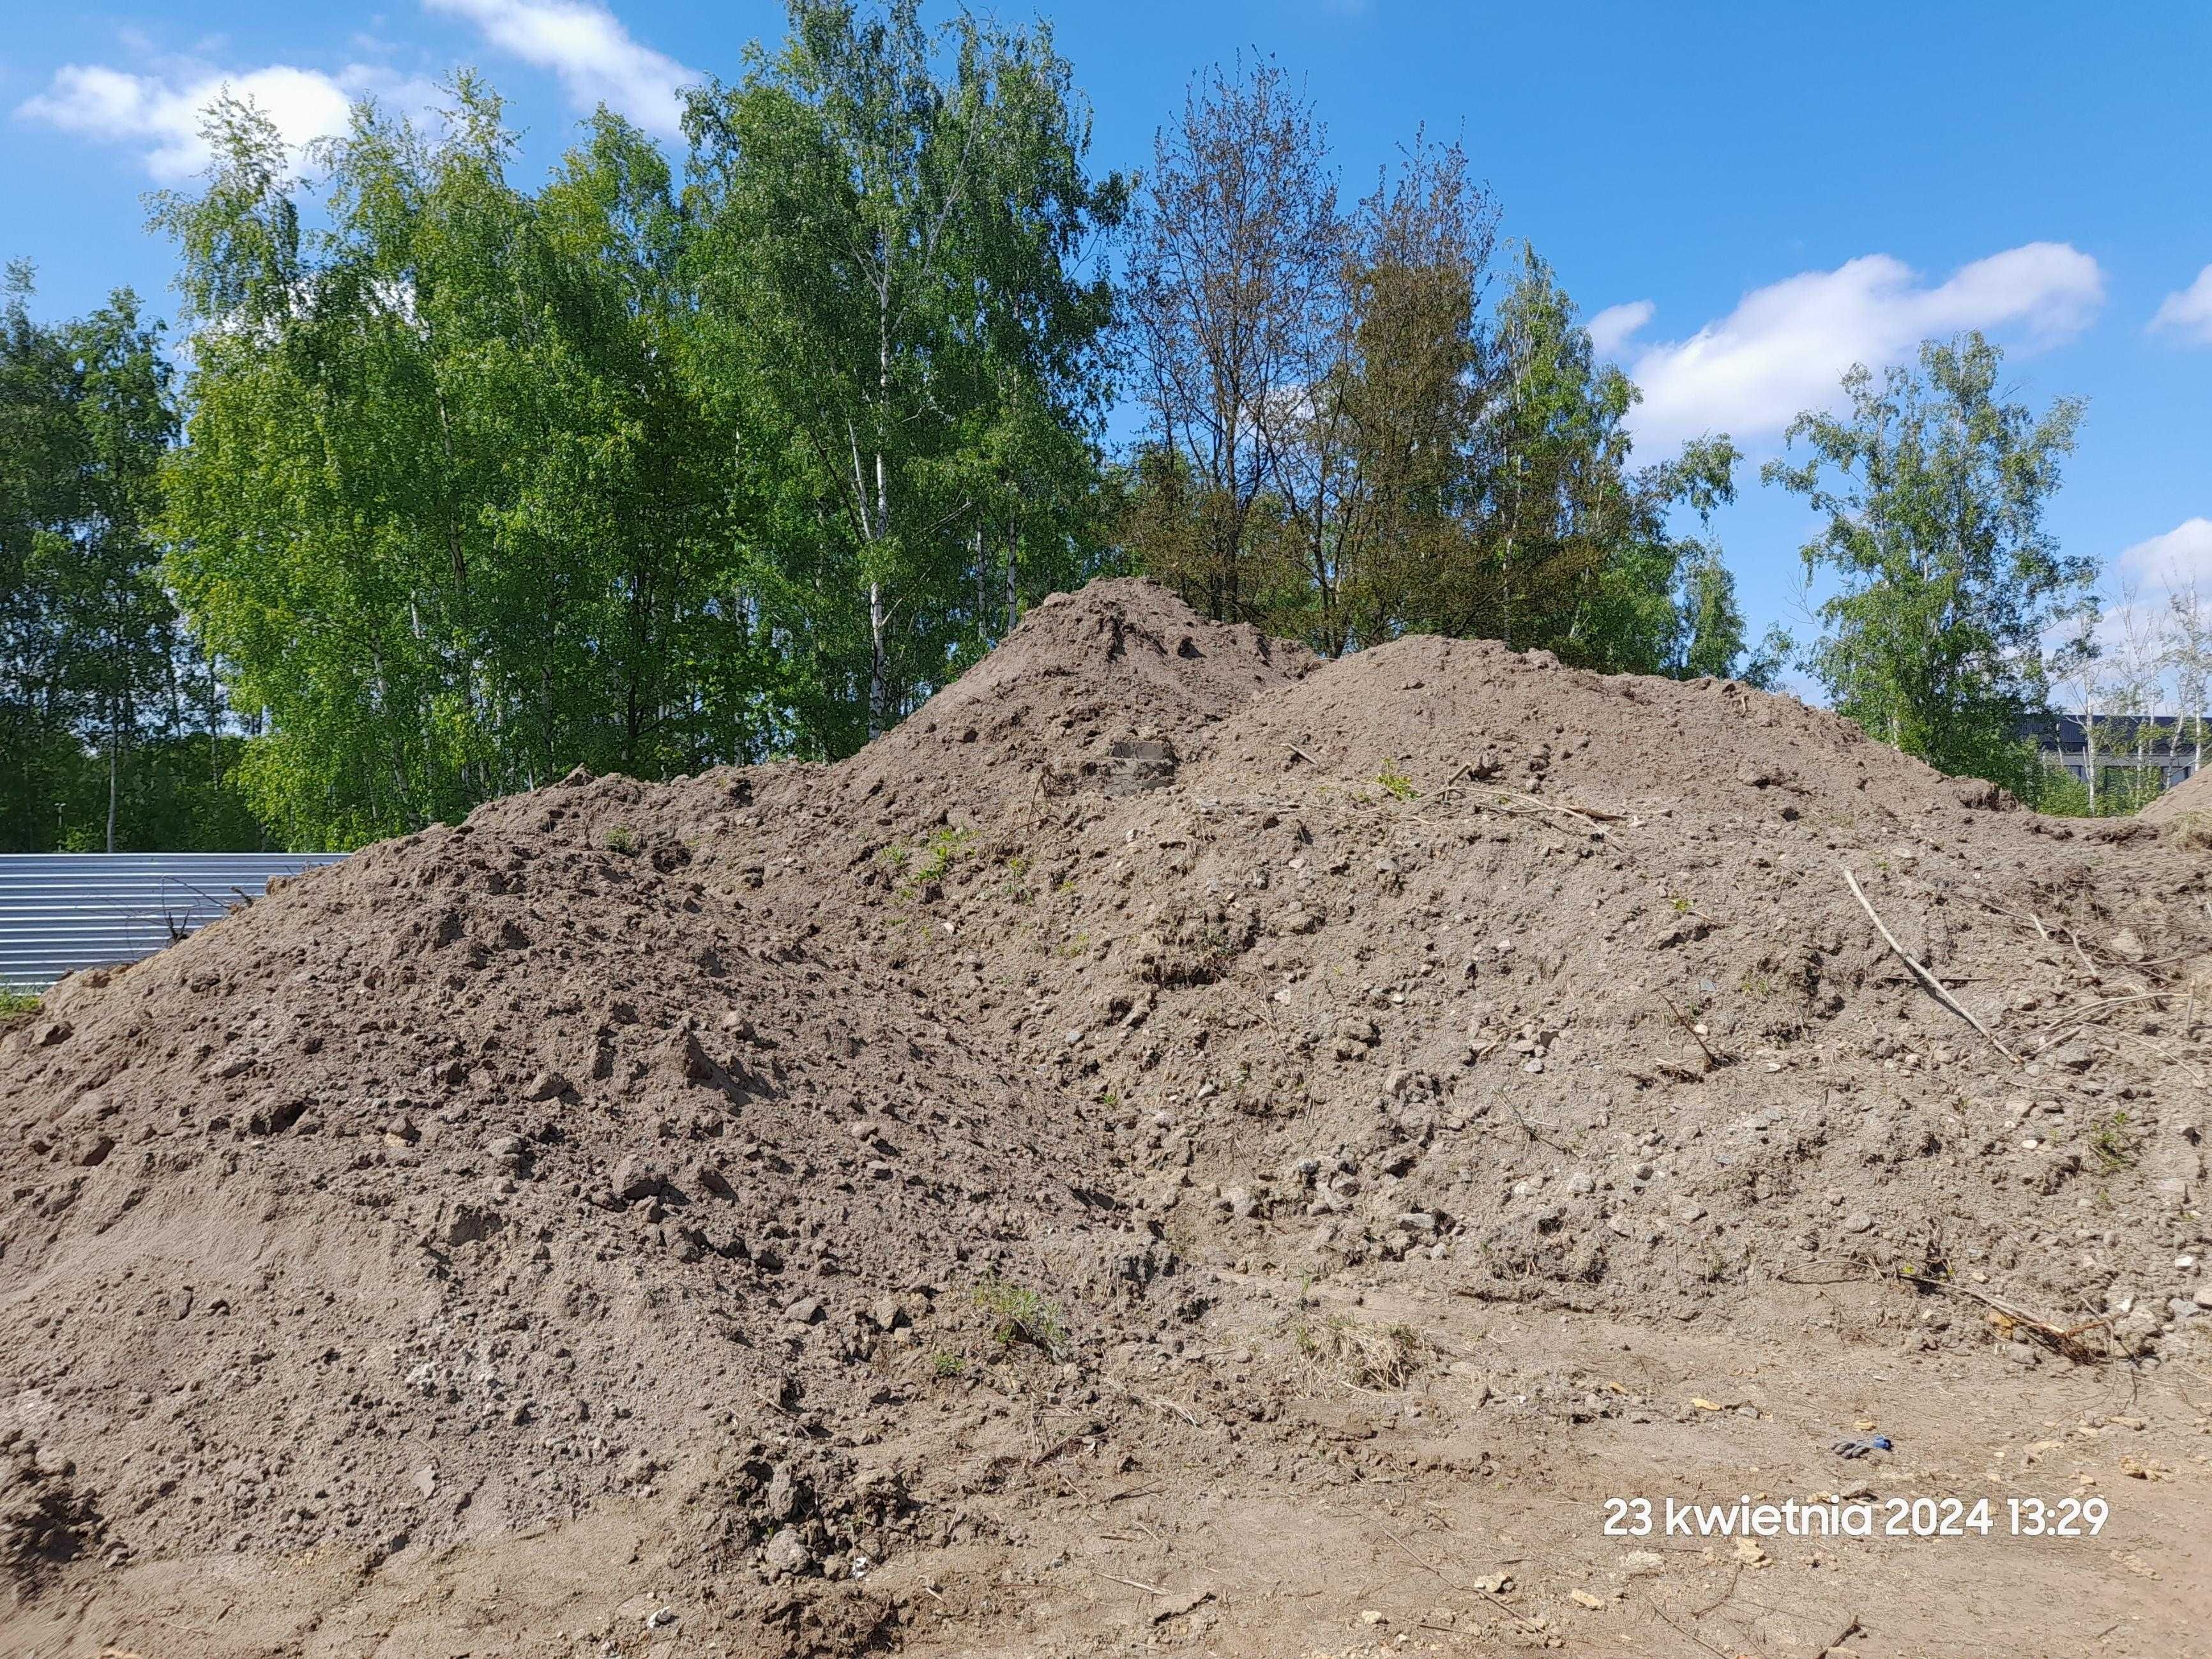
top-left (1828, 1434), bottom-right (1893, 1458)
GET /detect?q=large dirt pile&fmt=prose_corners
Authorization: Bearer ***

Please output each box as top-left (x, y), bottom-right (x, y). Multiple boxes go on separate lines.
top-left (4, 579), bottom-right (2209, 1654)
top-left (2138, 761), bottom-right (2212, 826)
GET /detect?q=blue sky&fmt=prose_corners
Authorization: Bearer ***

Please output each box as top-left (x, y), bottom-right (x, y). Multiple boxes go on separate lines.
top-left (5, 0), bottom-right (2210, 684)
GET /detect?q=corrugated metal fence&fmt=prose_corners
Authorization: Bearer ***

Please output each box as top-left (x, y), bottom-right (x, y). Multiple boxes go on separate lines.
top-left (0, 852), bottom-right (347, 992)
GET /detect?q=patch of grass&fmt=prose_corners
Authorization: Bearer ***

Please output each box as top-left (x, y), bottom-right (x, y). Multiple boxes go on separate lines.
top-left (1669, 893), bottom-right (1692, 914)
top-left (2089, 1110), bottom-right (2135, 1172)
top-left (874, 843), bottom-right (911, 875)
top-left (930, 1350), bottom-right (966, 1379)
top-left (914, 826), bottom-right (974, 886)
top-left (1375, 760), bottom-right (1420, 801)
top-left (972, 1275), bottom-right (1072, 1361)
top-left (0, 988), bottom-right (42, 1017)
top-left (603, 824), bottom-right (639, 855)
top-left (1738, 971), bottom-right (1775, 999)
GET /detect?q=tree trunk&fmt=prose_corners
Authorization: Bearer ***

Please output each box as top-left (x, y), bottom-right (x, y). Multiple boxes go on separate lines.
top-left (975, 523), bottom-right (989, 644)
top-left (105, 699), bottom-right (120, 854)
top-left (868, 579), bottom-right (889, 738)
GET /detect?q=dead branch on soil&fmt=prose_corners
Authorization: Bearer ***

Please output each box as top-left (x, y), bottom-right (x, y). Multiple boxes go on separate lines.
top-left (1442, 773), bottom-right (1633, 831)
top-left (1089, 1568), bottom-right (1169, 1596)
top-left (2075, 1025), bottom-right (2212, 1091)
top-left (1377, 1525), bottom-right (1544, 1636)
top-left (1838, 865), bottom-right (2018, 1063)
top-left (1655, 990), bottom-right (1732, 1069)
top-left (2064, 925), bottom-right (2104, 985)
top-left (1902, 1273), bottom-right (2117, 1363)
top-left (1652, 1605), bottom-right (1739, 1659)
top-left (2034, 992), bottom-right (2172, 1046)
top-left (1690, 1563), bottom-right (1743, 1617)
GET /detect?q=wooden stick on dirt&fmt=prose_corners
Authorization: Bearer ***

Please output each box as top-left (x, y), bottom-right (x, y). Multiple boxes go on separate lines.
top-left (1839, 865), bottom-right (2018, 1064)
top-left (1818, 1611), bottom-right (1865, 1654)
top-left (1090, 1570), bottom-right (1168, 1596)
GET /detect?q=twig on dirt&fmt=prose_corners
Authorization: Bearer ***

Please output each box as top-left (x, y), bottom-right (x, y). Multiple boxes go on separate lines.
top-left (1819, 1611), bottom-right (1864, 1653)
top-left (1775, 1267), bottom-right (1878, 1287)
top-left (1905, 1274), bottom-right (2116, 1362)
top-left (1380, 1526), bottom-right (1446, 1580)
top-left (1285, 743), bottom-right (1324, 769)
top-left (1655, 990), bottom-right (1731, 1069)
top-left (1690, 1563), bottom-right (1743, 1617)
top-left (2064, 926), bottom-right (2103, 985)
top-left (1653, 1605), bottom-right (1739, 1659)
top-left (1448, 776), bottom-right (1630, 828)
top-left (1090, 1569), bottom-right (1168, 1596)
top-left (1509, 1103), bottom-right (1575, 1153)
top-left (755, 1386), bottom-right (806, 1424)
top-left (1377, 1526), bottom-right (1543, 1635)
top-left (1839, 865), bottom-right (2017, 1063)
top-left (2075, 1025), bottom-right (2212, 1091)
top-left (1149, 1395), bottom-right (1201, 1427)
top-left (2035, 992), bottom-right (2170, 1044)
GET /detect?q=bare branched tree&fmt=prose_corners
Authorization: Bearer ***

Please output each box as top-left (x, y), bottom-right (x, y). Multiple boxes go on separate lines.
top-left (1124, 56), bottom-right (1344, 625)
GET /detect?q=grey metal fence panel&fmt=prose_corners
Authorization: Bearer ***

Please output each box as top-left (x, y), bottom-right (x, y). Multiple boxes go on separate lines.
top-left (0, 852), bottom-right (347, 991)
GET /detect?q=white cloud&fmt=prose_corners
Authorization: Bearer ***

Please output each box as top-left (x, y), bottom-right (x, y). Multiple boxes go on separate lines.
top-left (423, 0), bottom-right (695, 137)
top-left (2151, 265), bottom-right (2212, 347)
top-left (1584, 299), bottom-right (1653, 360)
top-left (17, 60), bottom-right (434, 181)
top-left (1600, 243), bottom-right (2106, 451)
top-left (2117, 517), bottom-right (2212, 590)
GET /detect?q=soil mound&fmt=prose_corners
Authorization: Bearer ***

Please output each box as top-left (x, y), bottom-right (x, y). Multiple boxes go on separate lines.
top-left (2138, 762), bottom-right (2212, 827)
top-left (0, 796), bottom-right (1133, 1611)
top-left (5, 579), bottom-right (2209, 1655)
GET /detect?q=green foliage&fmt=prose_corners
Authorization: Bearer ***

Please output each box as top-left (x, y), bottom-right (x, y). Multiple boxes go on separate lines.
top-left (0, 989), bottom-right (42, 1017)
top-left (1121, 79), bottom-right (1764, 680)
top-left (1375, 759), bottom-right (1419, 800)
top-left (2089, 1110), bottom-right (2134, 1172)
top-left (156, 88), bottom-right (761, 848)
top-left (1762, 333), bottom-right (2093, 791)
top-left (682, 0), bottom-right (1127, 743)
top-left (971, 1274), bottom-right (1071, 1360)
top-left (1, 266), bottom-right (255, 850)
top-left (914, 825), bottom-right (973, 884)
top-left (930, 1349), bottom-right (966, 1377)
top-left (603, 824), bottom-right (639, 855)
top-left (142, 9), bottom-right (1126, 847)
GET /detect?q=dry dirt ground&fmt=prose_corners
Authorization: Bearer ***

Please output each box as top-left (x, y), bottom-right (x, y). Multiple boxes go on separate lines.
top-left (3, 580), bottom-right (2209, 1658)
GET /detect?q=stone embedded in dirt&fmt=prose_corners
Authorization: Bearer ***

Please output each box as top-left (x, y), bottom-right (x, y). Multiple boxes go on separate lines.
top-left (612, 1154), bottom-right (667, 1202)
top-left (763, 1526), bottom-right (813, 1577)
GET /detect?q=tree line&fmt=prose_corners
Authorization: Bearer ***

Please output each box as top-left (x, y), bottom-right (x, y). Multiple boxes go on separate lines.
top-left (1, 0), bottom-right (2110, 851)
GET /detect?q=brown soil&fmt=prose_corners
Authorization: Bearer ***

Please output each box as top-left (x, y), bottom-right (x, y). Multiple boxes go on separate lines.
top-left (3, 579), bottom-right (2208, 1658)
top-left (2137, 763), bottom-right (2212, 830)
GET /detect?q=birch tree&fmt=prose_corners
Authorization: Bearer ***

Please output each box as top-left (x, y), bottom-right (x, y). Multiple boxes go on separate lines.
top-left (1763, 333), bottom-right (2092, 788)
top-left (683, 0), bottom-right (1122, 742)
